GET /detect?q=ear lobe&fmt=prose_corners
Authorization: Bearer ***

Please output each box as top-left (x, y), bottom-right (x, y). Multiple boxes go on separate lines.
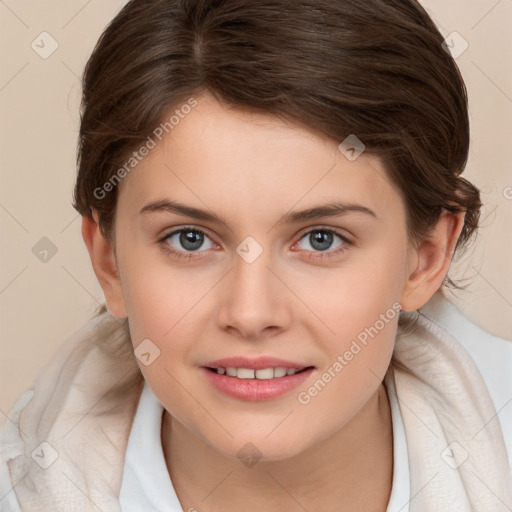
top-left (81, 212), bottom-right (127, 318)
top-left (400, 210), bottom-right (465, 312)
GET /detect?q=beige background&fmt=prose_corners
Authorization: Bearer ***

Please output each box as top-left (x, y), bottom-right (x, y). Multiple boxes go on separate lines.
top-left (1, 0), bottom-right (511, 413)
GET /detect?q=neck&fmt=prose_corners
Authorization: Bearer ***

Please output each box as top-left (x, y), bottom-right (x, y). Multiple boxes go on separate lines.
top-left (162, 383), bottom-right (393, 512)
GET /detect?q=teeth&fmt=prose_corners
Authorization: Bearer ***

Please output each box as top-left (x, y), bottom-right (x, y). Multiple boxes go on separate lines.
top-left (216, 366), bottom-right (302, 379)
top-left (237, 368), bottom-right (255, 379)
top-left (274, 367), bottom-right (287, 378)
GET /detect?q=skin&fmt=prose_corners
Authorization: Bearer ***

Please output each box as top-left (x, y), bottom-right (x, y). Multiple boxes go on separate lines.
top-left (82, 92), bottom-right (465, 511)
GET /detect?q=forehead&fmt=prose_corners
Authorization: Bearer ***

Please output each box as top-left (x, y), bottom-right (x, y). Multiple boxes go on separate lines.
top-left (117, 94), bottom-right (402, 223)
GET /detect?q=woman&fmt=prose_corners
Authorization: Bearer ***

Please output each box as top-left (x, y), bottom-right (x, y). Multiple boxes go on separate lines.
top-left (1, 0), bottom-right (511, 510)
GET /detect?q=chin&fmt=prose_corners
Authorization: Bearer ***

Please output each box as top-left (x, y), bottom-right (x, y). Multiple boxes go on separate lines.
top-left (208, 432), bottom-right (306, 464)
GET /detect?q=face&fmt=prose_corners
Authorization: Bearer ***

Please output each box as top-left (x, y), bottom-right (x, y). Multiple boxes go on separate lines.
top-left (110, 92), bottom-right (413, 461)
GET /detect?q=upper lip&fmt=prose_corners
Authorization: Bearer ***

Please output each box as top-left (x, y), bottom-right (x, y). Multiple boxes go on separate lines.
top-left (203, 356), bottom-right (312, 370)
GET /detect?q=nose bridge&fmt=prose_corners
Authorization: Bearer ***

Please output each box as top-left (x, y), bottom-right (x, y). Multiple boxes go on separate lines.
top-left (217, 243), bottom-right (290, 338)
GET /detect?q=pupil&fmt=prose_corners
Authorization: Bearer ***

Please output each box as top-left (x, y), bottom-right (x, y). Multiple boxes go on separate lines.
top-left (311, 231), bottom-right (332, 251)
top-left (180, 231), bottom-right (203, 251)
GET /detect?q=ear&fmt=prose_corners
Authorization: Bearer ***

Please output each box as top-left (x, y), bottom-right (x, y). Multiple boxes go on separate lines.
top-left (81, 211), bottom-right (127, 318)
top-left (400, 210), bottom-right (465, 312)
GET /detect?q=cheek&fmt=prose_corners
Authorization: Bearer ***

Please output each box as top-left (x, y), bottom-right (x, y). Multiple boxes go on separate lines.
top-left (291, 235), bottom-right (407, 342)
top-left (294, 297), bottom-right (399, 444)
top-left (120, 253), bottom-right (222, 391)
top-left (117, 233), bottom-right (207, 330)
top-left (289, 241), bottom-right (404, 408)
top-left (123, 268), bottom-right (207, 346)
top-left (121, 266), bottom-right (212, 427)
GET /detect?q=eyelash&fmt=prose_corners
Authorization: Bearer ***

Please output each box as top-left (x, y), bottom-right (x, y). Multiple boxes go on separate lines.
top-left (157, 226), bottom-right (353, 262)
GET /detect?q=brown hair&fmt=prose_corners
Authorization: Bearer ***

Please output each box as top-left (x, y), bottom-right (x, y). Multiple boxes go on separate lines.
top-left (73, 0), bottom-right (481, 291)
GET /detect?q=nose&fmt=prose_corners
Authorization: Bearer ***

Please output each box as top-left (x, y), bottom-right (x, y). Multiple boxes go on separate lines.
top-left (216, 248), bottom-right (293, 341)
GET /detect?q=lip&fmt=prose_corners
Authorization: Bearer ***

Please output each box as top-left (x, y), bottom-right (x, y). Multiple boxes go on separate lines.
top-left (203, 356), bottom-right (309, 370)
top-left (201, 356), bottom-right (315, 401)
top-left (201, 367), bottom-right (315, 401)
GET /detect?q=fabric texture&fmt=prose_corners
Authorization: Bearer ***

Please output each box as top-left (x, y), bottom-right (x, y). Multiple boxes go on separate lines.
top-left (118, 381), bottom-right (188, 511)
top-left (388, 300), bottom-right (512, 511)
top-left (1, 292), bottom-right (511, 511)
top-left (0, 313), bottom-right (142, 512)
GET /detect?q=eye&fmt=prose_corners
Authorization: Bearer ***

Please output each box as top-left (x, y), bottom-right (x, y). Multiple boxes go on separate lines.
top-left (158, 226), bottom-right (352, 262)
top-left (292, 228), bottom-right (351, 258)
top-left (159, 227), bottom-right (217, 260)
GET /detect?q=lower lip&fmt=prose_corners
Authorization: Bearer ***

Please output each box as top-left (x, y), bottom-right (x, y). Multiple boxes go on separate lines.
top-left (201, 367), bottom-right (315, 401)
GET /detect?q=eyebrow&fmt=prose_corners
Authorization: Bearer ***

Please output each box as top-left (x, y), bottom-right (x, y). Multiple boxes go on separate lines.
top-left (139, 199), bottom-right (377, 227)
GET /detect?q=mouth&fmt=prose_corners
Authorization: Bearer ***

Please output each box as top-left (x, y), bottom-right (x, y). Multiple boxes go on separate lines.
top-left (204, 366), bottom-right (315, 380)
top-left (201, 363), bottom-right (316, 401)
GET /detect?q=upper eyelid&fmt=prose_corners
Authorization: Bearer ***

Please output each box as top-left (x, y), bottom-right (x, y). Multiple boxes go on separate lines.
top-left (159, 225), bottom-right (215, 243)
top-left (297, 226), bottom-right (351, 240)
top-left (160, 225), bottom-right (352, 249)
